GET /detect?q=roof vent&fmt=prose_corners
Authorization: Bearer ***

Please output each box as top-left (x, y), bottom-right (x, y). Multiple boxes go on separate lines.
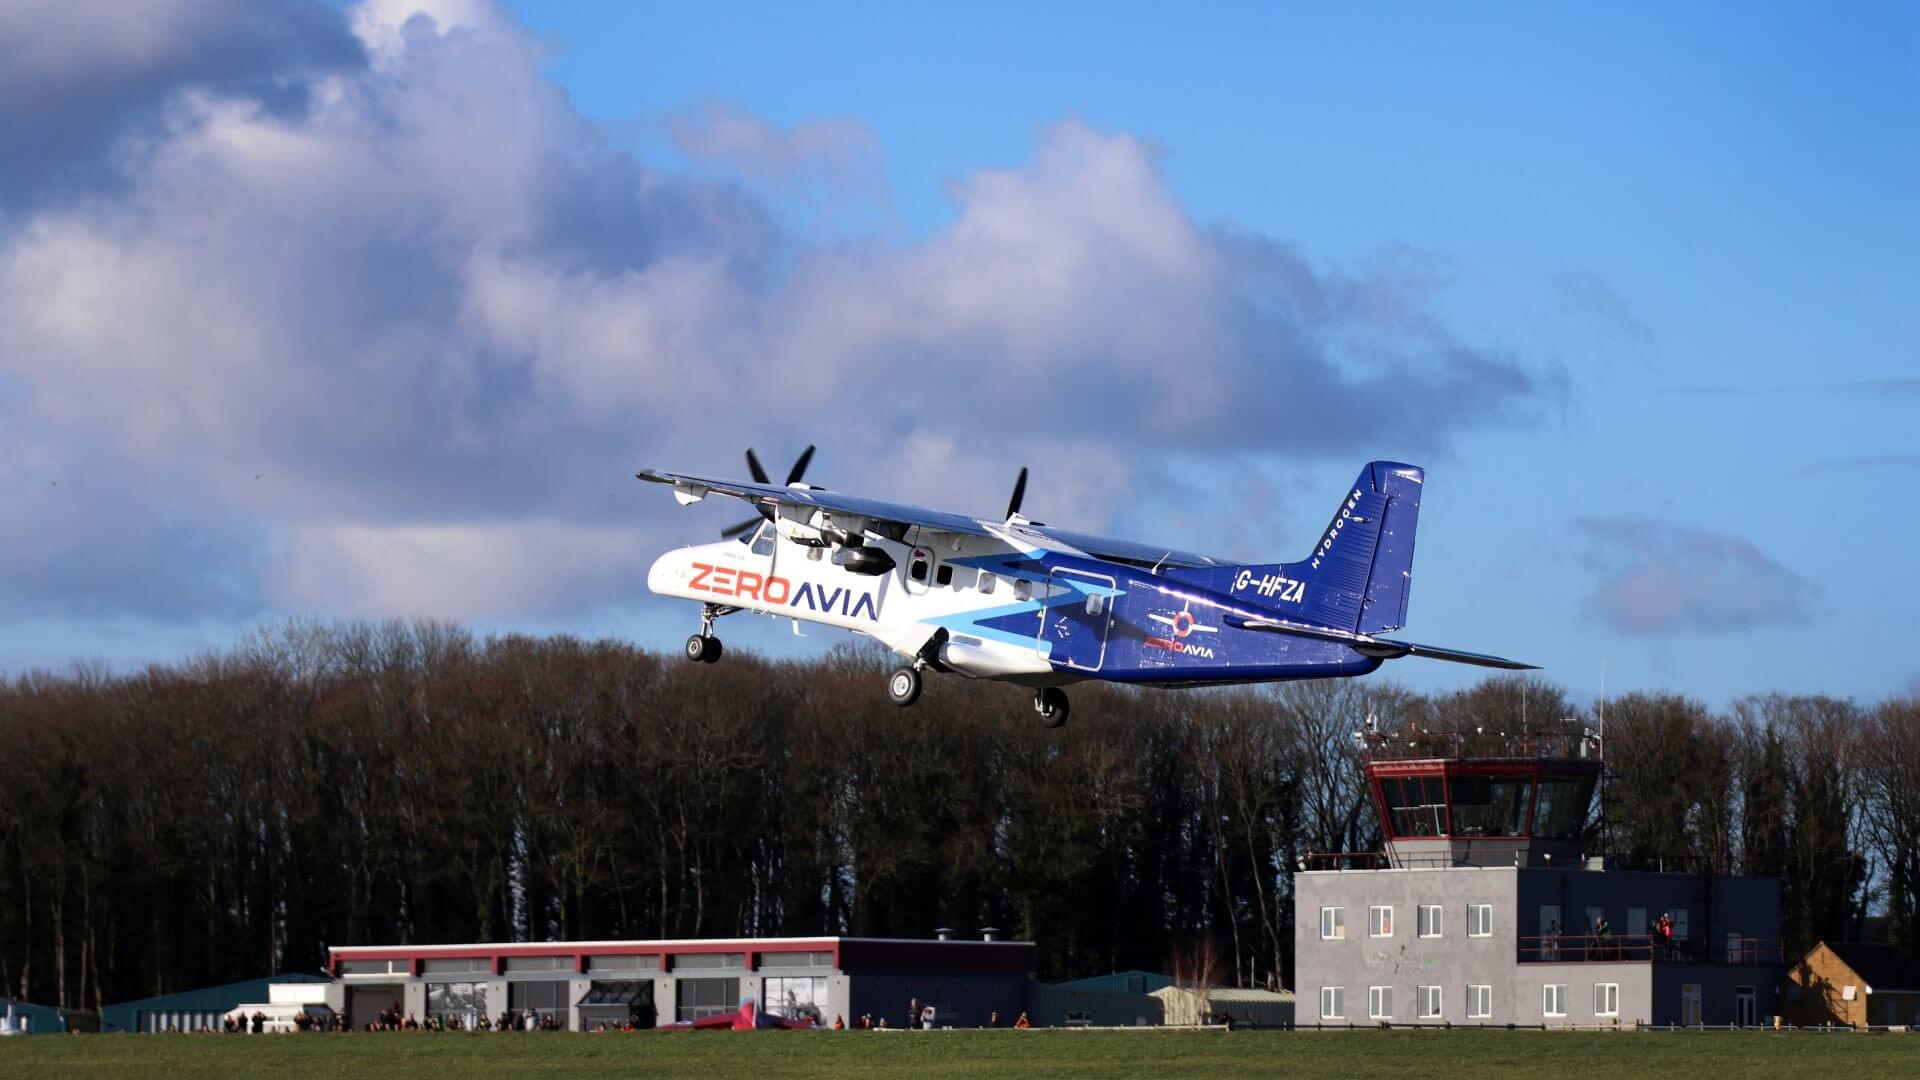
top-left (935, 927), bottom-right (955, 942)
top-left (979, 927), bottom-right (1001, 942)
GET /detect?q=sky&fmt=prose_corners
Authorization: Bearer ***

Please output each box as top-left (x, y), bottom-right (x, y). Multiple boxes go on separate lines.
top-left (1, 0), bottom-right (1915, 706)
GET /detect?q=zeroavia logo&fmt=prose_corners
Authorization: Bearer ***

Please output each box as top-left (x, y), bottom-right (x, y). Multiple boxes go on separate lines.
top-left (688, 563), bottom-right (878, 620)
top-left (1144, 636), bottom-right (1215, 659)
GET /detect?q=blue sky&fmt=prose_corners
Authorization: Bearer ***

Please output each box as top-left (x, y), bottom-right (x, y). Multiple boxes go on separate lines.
top-left (2, 1), bottom-right (1915, 706)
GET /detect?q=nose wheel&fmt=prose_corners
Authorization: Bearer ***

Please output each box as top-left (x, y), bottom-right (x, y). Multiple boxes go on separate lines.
top-left (1033, 687), bottom-right (1069, 728)
top-left (887, 666), bottom-right (922, 707)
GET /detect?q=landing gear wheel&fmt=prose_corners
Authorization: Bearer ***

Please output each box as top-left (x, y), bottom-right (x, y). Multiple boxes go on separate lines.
top-left (887, 667), bottom-right (923, 707)
top-left (685, 634), bottom-right (722, 664)
top-left (1034, 687), bottom-right (1070, 729)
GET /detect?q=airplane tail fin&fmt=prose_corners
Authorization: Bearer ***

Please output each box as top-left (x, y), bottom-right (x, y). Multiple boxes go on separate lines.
top-left (1171, 461), bottom-right (1423, 633)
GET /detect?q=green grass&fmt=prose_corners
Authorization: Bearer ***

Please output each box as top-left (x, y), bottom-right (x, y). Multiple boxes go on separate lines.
top-left (4, 1028), bottom-right (1917, 1079)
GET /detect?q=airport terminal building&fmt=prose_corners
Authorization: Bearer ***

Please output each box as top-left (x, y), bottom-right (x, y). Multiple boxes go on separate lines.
top-left (1296, 730), bottom-right (1785, 1028)
top-left (324, 933), bottom-right (1033, 1031)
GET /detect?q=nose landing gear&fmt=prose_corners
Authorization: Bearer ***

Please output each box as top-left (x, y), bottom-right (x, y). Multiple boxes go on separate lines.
top-left (684, 603), bottom-right (734, 665)
top-left (1033, 687), bottom-right (1069, 728)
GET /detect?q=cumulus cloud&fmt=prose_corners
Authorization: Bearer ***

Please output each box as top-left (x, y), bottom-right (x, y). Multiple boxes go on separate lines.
top-left (1574, 515), bottom-right (1817, 635)
top-left (0, 1), bottom-right (1558, 627)
top-left (668, 100), bottom-right (887, 203)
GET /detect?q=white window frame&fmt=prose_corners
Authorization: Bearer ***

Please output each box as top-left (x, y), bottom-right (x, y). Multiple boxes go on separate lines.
top-left (1368, 985), bottom-right (1393, 1020)
top-left (1543, 984), bottom-right (1567, 1017)
top-left (1369, 905), bottom-right (1394, 938)
top-left (1418, 985), bottom-right (1442, 1019)
top-left (1468, 984), bottom-right (1492, 1019)
top-left (1468, 903), bottom-right (1493, 938)
top-left (1595, 982), bottom-right (1619, 1017)
top-left (1320, 986), bottom-right (1344, 1020)
top-left (1320, 906), bottom-right (1346, 941)
top-left (1418, 904), bottom-right (1442, 938)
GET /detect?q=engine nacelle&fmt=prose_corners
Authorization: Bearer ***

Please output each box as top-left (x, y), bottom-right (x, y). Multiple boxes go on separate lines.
top-left (834, 546), bottom-right (896, 576)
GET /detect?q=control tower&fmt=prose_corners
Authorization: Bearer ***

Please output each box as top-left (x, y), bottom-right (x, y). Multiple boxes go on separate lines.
top-left (1360, 727), bottom-right (1601, 869)
top-left (1293, 723), bottom-right (1781, 1028)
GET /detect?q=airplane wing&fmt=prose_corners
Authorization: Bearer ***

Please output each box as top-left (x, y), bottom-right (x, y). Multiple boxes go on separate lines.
top-left (637, 469), bottom-right (999, 541)
top-left (638, 468), bottom-right (1234, 568)
top-left (1223, 613), bottom-right (1536, 670)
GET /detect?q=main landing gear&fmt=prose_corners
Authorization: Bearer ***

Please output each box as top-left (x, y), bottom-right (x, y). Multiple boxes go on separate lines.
top-left (684, 604), bottom-right (732, 665)
top-left (887, 666), bottom-right (922, 707)
top-left (1033, 687), bottom-right (1070, 729)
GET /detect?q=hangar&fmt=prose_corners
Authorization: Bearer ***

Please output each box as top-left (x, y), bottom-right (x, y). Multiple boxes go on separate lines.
top-left (324, 933), bottom-right (1034, 1031)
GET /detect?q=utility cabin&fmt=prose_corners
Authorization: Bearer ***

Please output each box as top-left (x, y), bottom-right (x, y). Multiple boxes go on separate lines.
top-left (1295, 728), bottom-right (1784, 1028)
top-left (1781, 942), bottom-right (1920, 1028)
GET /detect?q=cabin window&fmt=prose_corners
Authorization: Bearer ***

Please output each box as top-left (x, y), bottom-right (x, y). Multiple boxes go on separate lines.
top-left (807, 545), bottom-right (824, 561)
top-left (1468, 984), bottom-right (1492, 1019)
top-left (1015, 580), bottom-right (1032, 601)
top-left (1085, 593), bottom-right (1104, 615)
top-left (979, 573), bottom-right (996, 595)
top-left (936, 564), bottom-right (954, 587)
top-left (910, 555), bottom-right (929, 582)
top-left (751, 529), bottom-right (775, 556)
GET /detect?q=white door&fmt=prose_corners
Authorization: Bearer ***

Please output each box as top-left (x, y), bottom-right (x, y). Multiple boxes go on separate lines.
top-left (1680, 985), bottom-right (1702, 1027)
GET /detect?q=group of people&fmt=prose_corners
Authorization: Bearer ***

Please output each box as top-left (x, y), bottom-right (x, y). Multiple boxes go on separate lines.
top-left (845, 1000), bottom-right (1031, 1031)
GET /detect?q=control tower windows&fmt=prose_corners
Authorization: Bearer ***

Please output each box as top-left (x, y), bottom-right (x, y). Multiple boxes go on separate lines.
top-left (1445, 775), bottom-right (1533, 837)
top-left (1379, 776), bottom-right (1447, 836)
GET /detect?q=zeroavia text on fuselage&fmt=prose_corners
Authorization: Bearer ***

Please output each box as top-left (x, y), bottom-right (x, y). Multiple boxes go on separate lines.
top-left (639, 450), bottom-right (1533, 728)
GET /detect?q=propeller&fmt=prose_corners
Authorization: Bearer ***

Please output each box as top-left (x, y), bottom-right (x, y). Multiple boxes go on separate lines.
top-left (722, 445), bottom-right (816, 539)
top-left (1005, 466), bottom-right (1028, 521)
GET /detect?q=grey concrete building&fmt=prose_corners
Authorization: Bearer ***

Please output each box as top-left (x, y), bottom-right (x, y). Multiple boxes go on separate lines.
top-left (1295, 729), bottom-right (1783, 1028)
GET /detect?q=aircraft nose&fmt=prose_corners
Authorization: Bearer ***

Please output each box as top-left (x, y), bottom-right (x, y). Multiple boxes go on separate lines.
top-left (646, 549), bottom-right (681, 595)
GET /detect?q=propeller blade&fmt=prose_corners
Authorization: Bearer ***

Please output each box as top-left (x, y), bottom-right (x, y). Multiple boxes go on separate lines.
top-left (745, 448), bottom-right (770, 485)
top-left (720, 517), bottom-right (762, 539)
top-left (1006, 466), bottom-right (1028, 521)
top-left (785, 444), bottom-right (816, 486)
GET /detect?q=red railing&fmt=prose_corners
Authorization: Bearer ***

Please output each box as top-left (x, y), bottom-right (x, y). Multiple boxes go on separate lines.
top-left (1517, 935), bottom-right (1781, 965)
top-left (1360, 730), bottom-right (1601, 762)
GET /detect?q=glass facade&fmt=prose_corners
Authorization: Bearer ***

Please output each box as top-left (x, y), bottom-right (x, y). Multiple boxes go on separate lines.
top-left (1446, 774), bottom-right (1532, 837)
top-left (426, 982), bottom-right (485, 1024)
top-left (508, 981), bottom-right (569, 1025)
top-left (421, 958), bottom-right (489, 975)
top-left (764, 976), bottom-right (827, 1021)
top-left (587, 955), bottom-right (660, 975)
top-left (1378, 775), bottom-right (1448, 836)
top-left (674, 953), bottom-right (745, 971)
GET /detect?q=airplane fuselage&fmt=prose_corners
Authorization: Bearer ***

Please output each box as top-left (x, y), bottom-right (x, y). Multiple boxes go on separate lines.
top-left (647, 526), bottom-right (1382, 688)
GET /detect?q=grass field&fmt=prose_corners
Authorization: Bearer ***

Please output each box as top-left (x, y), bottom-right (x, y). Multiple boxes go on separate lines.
top-left (4, 1028), bottom-right (1918, 1080)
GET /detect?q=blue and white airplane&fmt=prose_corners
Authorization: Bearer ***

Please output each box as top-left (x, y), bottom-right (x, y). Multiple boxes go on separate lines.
top-left (639, 449), bottom-right (1533, 727)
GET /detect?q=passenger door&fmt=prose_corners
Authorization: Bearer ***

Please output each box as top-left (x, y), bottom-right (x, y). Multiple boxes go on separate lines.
top-left (1035, 568), bottom-right (1116, 671)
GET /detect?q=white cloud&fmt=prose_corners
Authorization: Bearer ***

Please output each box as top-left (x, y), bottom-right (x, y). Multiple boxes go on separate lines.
top-left (0, 1), bottom-right (1555, 629)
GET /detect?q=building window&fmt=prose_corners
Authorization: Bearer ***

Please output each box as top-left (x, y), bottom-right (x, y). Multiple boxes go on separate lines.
top-left (764, 977), bottom-right (827, 1022)
top-left (1418, 905), bottom-right (1442, 938)
top-left (1543, 984), bottom-right (1567, 1017)
top-left (1418, 985), bottom-right (1442, 1019)
top-left (1320, 907), bottom-right (1346, 940)
top-left (508, 981), bottom-right (569, 1025)
top-left (426, 982), bottom-right (485, 1024)
top-left (338, 959), bottom-right (407, 975)
top-left (1468, 903), bottom-right (1493, 938)
top-left (503, 955), bottom-right (572, 973)
top-left (1595, 983), bottom-right (1619, 1017)
top-left (760, 951), bottom-right (833, 969)
top-left (1369, 905), bottom-right (1394, 938)
top-left (677, 977), bottom-right (741, 1022)
top-left (420, 957), bottom-right (490, 975)
top-left (586, 955), bottom-right (660, 975)
top-left (673, 952), bottom-right (745, 971)
top-left (1468, 984), bottom-right (1492, 1020)
top-left (1368, 986), bottom-right (1393, 1020)
top-left (1321, 986), bottom-right (1344, 1020)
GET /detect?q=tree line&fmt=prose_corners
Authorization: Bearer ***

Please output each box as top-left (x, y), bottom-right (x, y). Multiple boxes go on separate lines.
top-left (1, 619), bottom-right (1916, 1014)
